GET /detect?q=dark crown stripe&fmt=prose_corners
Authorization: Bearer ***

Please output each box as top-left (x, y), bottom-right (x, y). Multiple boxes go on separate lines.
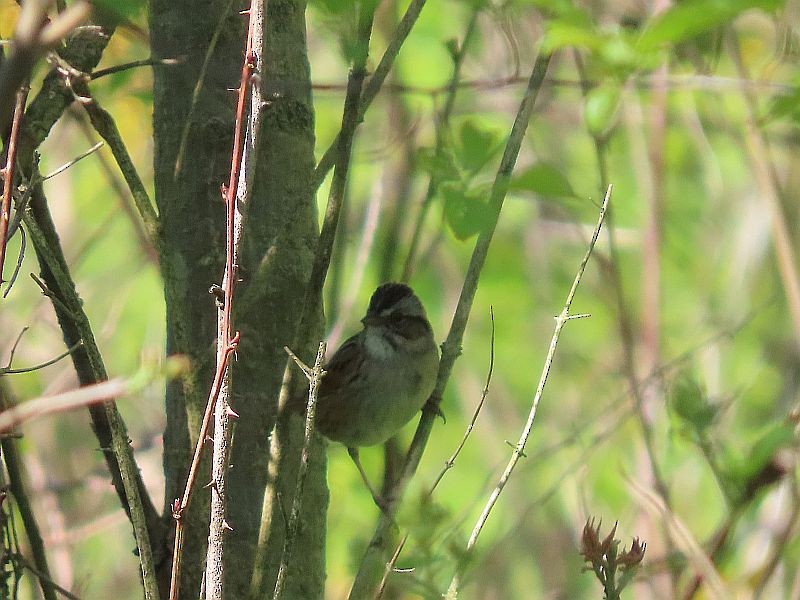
top-left (368, 282), bottom-right (413, 314)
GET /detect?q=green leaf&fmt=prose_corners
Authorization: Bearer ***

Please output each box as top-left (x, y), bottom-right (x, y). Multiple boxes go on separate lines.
top-left (542, 22), bottom-right (604, 53)
top-left (722, 423), bottom-right (794, 505)
top-left (637, 0), bottom-right (784, 51)
top-left (670, 375), bottom-right (717, 433)
top-left (510, 163), bottom-right (576, 200)
top-left (416, 146), bottom-right (460, 185)
top-left (584, 83), bottom-right (622, 138)
top-left (455, 119), bottom-right (503, 174)
top-left (763, 86), bottom-right (800, 124)
top-left (441, 183), bottom-right (491, 240)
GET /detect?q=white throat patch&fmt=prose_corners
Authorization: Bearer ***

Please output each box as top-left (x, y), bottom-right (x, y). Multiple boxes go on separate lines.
top-left (363, 327), bottom-right (395, 361)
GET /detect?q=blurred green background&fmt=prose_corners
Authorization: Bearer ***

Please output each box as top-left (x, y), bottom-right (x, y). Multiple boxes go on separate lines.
top-left (2, 0), bottom-right (800, 598)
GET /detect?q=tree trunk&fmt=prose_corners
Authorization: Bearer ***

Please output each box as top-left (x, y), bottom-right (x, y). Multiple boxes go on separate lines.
top-left (149, 0), bottom-right (327, 597)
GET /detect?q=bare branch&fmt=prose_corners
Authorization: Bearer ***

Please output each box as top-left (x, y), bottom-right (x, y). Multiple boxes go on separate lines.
top-left (312, 0), bottom-right (428, 189)
top-left (41, 141), bottom-right (103, 180)
top-left (2, 340), bottom-right (83, 375)
top-left (429, 306), bottom-right (495, 494)
top-left (445, 186), bottom-right (612, 599)
top-left (272, 342), bottom-right (327, 600)
top-left (1, 87), bottom-right (28, 289)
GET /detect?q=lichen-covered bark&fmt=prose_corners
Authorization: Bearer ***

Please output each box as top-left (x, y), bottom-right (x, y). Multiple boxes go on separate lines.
top-left (149, 0), bottom-right (326, 597)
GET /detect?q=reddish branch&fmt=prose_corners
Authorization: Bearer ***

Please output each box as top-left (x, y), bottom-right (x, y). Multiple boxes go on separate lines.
top-left (1, 87), bottom-right (28, 287)
top-left (168, 4), bottom-right (258, 598)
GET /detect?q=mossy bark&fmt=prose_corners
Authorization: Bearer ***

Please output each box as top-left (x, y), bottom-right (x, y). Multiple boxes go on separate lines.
top-left (149, 0), bottom-right (327, 597)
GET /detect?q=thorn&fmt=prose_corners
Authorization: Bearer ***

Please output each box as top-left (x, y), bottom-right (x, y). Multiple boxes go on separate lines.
top-left (171, 499), bottom-right (182, 520)
top-left (203, 479), bottom-right (216, 490)
top-left (226, 406), bottom-right (240, 419)
top-left (505, 440), bottom-right (526, 457)
top-left (205, 435), bottom-right (214, 444)
top-left (222, 520), bottom-right (234, 532)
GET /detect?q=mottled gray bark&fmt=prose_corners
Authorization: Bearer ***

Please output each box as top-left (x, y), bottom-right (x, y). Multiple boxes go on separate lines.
top-left (149, 0), bottom-right (326, 597)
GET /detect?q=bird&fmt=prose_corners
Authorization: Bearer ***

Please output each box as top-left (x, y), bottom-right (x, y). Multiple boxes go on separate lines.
top-left (314, 282), bottom-right (439, 506)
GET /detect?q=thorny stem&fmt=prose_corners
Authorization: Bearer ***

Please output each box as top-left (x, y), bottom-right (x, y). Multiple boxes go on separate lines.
top-left (170, 3), bottom-right (260, 598)
top-left (169, 335), bottom-right (240, 600)
top-left (1, 87), bottom-right (28, 289)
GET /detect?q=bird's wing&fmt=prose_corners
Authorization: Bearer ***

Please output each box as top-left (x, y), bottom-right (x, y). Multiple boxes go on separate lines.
top-left (319, 333), bottom-right (364, 397)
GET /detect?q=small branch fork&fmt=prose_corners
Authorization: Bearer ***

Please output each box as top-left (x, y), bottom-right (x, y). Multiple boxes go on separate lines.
top-left (272, 342), bottom-right (326, 600)
top-left (444, 185), bottom-right (612, 599)
top-left (169, 3), bottom-right (261, 599)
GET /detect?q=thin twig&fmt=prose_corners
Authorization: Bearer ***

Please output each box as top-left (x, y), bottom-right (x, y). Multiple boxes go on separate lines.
top-left (310, 73), bottom-right (799, 98)
top-left (2, 219), bottom-right (26, 297)
top-left (41, 141), bottom-right (104, 180)
top-left (312, 0), bottom-right (427, 190)
top-left (0, 381), bottom-right (57, 600)
top-left (348, 50), bottom-right (554, 600)
top-left (0, 378), bottom-right (127, 433)
top-left (81, 98), bottom-right (160, 247)
top-left (272, 342), bottom-right (326, 600)
top-left (5, 328), bottom-right (29, 368)
top-left (70, 109), bottom-right (158, 265)
top-left (19, 558), bottom-right (81, 600)
top-left (444, 185), bottom-right (611, 599)
top-left (375, 535), bottom-right (408, 600)
top-left (377, 306), bottom-right (495, 594)
top-left (90, 56), bottom-right (183, 79)
top-left (629, 477), bottom-right (729, 600)
top-left (429, 305), bottom-right (495, 494)
top-left (2, 341), bottom-right (83, 375)
top-left (1, 86), bottom-right (28, 289)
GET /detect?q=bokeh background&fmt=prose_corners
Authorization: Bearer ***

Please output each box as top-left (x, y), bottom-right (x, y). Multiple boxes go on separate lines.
top-left (2, 0), bottom-right (800, 598)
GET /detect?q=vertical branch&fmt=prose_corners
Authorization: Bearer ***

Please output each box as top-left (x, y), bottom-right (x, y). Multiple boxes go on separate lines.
top-left (297, 2), bottom-right (376, 336)
top-left (312, 0), bottom-right (427, 190)
top-left (0, 381), bottom-right (56, 600)
top-left (272, 342), bottom-right (326, 600)
top-left (1, 87), bottom-right (28, 288)
top-left (205, 1), bottom-right (264, 597)
top-left (400, 7), bottom-right (480, 282)
top-left (728, 32), bottom-right (800, 344)
top-left (22, 185), bottom-right (161, 600)
top-left (252, 5), bottom-right (376, 593)
top-left (170, 3), bottom-right (262, 599)
top-left (444, 186), bottom-right (611, 599)
top-left (348, 50), bottom-right (553, 600)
